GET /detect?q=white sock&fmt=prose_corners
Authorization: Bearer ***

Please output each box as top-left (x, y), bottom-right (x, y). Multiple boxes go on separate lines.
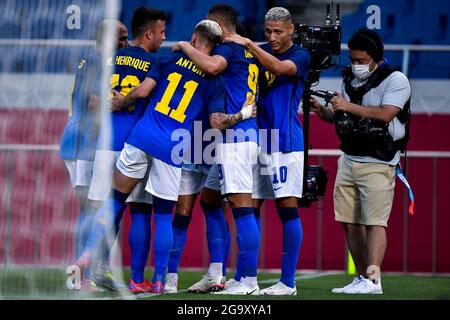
top-left (241, 276), bottom-right (258, 288)
top-left (207, 263), bottom-right (223, 278)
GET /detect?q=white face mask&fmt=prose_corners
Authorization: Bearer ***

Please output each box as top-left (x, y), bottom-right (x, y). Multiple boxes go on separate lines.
top-left (351, 59), bottom-right (375, 80)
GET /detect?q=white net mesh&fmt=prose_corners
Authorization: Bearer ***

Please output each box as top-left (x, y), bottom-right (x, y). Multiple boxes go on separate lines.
top-left (0, 0), bottom-right (134, 299)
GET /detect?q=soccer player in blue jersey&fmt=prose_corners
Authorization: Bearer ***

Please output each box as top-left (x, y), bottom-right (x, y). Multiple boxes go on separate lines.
top-left (70, 7), bottom-right (166, 293)
top-left (162, 73), bottom-right (256, 294)
top-left (174, 4), bottom-right (262, 295)
top-left (79, 19), bottom-right (255, 294)
top-left (225, 7), bottom-right (311, 295)
top-left (60, 19), bottom-right (129, 292)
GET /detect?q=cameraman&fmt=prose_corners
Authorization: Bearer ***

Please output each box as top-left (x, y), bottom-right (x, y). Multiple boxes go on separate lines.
top-left (311, 28), bottom-right (411, 294)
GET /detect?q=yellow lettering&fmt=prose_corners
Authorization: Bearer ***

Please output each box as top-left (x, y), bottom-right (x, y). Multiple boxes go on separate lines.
top-left (244, 49), bottom-right (254, 59)
top-left (143, 61), bottom-right (150, 72)
top-left (176, 57), bottom-right (183, 66)
top-left (182, 59), bottom-right (189, 68)
top-left (133, 59), bottom-right (140, 69)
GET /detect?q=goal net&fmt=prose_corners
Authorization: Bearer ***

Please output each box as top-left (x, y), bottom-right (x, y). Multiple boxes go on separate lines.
top-left (0, 0), bottom-right (133, 299)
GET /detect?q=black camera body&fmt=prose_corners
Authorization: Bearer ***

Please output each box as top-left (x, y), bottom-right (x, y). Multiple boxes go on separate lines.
top-left (298, 165), bottom-right (329, 207)
top-left (293, 24), bottom-right (341, 72)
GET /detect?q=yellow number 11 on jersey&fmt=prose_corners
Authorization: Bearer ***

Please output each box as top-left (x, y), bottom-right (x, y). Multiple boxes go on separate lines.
top-left (154, 72), bottom-right (199, 123)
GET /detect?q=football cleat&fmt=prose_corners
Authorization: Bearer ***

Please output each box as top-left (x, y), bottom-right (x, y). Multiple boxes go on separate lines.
top-left (223, 278), bottom-right (239, 290)
top-left (213, 281), bottom-right (259, 295)
top-left (187, 274), bottom-right (224, 293)
top-left (151, 280), bottom-right (164, 294)
top-left (128, 279), bottom-right (152, 294)
top-left (259, 281), bottom-right (297, 296)
top-left (92, 270), bottom-right (127, 291)
top-left (78, 279), bottom-right (105, 293)
top-left (164, 273), bottom-right (178, 294)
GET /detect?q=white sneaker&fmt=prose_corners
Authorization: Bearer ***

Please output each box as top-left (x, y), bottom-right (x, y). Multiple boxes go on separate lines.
top-left (344, 278), bottom-right (383, 294)
top-left (187, 274), bottom-right (224, 293)
top-left (332, 276), bottom-right (365, 293)
top-left (164, 273), bottom-right (178, 294)
top-left (214, 280), bottom-right (259, 295)
top-left (223, 278), bottom-right (239, 290)
top-left (260, 281), bottom-right (297, 296)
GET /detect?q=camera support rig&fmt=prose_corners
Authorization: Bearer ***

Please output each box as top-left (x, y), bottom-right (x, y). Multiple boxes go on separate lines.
top-left (294, 2), bottom-right (342, 207)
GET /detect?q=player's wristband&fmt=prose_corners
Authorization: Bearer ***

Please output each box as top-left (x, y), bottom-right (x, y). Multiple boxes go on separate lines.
top-left (240, 104), bottom-right (253, 120)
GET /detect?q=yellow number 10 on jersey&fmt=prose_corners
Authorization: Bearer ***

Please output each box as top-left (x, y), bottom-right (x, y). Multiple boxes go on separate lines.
top-left (110, 74), bottom-right (140, 96)
top-left (154, 72), bottom-right (199, 123)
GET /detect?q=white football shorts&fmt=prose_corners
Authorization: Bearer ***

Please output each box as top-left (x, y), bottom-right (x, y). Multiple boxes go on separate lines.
top-left (116, 143), bottom-right (182, 201)
top-left (64, 159), bottom-right (93, 188)
top-left (252, 151), bottom-right (304, 200)
top-left (208, 141), bottom-right (259, 195)
top-left (88, 148), bottom-right (152, 204)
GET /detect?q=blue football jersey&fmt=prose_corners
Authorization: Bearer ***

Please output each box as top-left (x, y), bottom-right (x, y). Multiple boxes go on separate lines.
top-left (258, 43), bottom-right (310, 153)
top-left (60, 47), bottom-right (102, 161)
top-left (96, 45), bottom-right (157, 151)
top-left (182, 104), bottom-right (223, 168)
top-left (127, 51), bottom-right (225, 167)
top-left (213, 42), bottom-right (260, 143)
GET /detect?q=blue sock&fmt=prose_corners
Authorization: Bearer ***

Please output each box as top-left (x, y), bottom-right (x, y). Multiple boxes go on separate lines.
top-left (223, 221), bottom-right (230, 277)
top-left (232, 207), bottom-right (260, 278)
top-left (91, 202), bottom-right (126, 275)
top-left (234, 208), bottom-right (260, 281)
top-left (82, 189), bottom-right (128, 256)
top-left (277, 207), bottom-right (302, 288)
top-left (168, 213), bottom-right (191, 274)
top-left (152, 197), bottom-right (175, 284)
top-left (254, 208), bottom-right (261, 233)
top-left (129, 202), bottom-right (152, 283)
top-left (74, 206), bottom-right (95, 259)
top-left (234, 236), bottom-right (243, 281)
top-left (73, 187), bottom-right (95, 259)
top-left (201, 201), bottom-right (227, 263)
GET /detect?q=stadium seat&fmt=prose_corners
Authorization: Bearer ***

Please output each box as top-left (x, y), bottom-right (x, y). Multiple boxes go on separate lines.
top-left (0, 21), bottom-right (22, 39)
top-left (341, 14), bottom-right (367, 43)
top-left (42, 46), bottom-right (72, 73)
top-left (359, 0), bottom-right (409, 15)
top-left (10, 47), bottom-right (40, 73)
top-left (414, 0), bottom-right (450, 15)
top-left (9, 151), bottom-right (39, 264)
top-left (389, 15), bottom-right (421, 44)
top-left (409, 64), bottom-right (450, 78)
top-left (436, 14), bottom-right (449, 44)
top-left (38, 153), bottom-right (68, 264)
top-left (0, 152), bottom-right (7, 263)
top-left (30, 18), bottom-right (58, 39)
top-left (44, 110), bottom-right (67, 145)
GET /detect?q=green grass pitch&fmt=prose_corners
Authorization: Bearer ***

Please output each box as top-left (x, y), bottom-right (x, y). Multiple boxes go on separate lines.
top-left (1, 268), bottom-right (449, 300)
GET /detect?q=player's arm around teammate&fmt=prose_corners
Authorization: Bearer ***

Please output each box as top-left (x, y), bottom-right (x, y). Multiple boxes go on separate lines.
top-left (226, 7), bottom-right (311, 295)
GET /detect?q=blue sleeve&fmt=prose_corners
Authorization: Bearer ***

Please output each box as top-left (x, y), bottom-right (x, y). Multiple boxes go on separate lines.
top-left (212, 43), bottom-right (235, 65)
top-left (145, 56), bottom-right (162, 82)
top-left (290, 49), bottom-right (310, 81)
top-left (78, 57), bottom-right (97, 98)
top-left (207, 76), bottom-right (225, 114)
